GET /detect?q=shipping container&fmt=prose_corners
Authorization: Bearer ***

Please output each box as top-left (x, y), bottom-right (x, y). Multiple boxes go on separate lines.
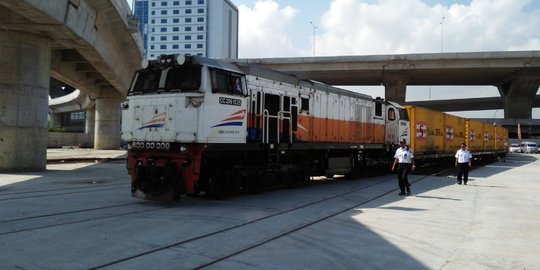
top-left (405, 106), bottom-right (445, 155)
top-left (444, 113), bottom-right (467, 154)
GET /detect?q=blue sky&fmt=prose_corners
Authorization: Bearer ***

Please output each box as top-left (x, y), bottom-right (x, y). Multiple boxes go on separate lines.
top-left (130, 0), bottom-right (540, 118)
top-left (230, 0), bottom-right (539, 57)
top-left (229, 0), bottom-right (539, 118)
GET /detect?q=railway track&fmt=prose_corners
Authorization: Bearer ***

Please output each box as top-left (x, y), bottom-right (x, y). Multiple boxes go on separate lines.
top-left (1, 158), bottom-right (474, 269)
top-left (91, 173), bottom-right (434, 269)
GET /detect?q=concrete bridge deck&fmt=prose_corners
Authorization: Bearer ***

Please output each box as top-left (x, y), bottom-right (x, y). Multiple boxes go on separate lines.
top-left (0, 0), bottom-right (142, 171)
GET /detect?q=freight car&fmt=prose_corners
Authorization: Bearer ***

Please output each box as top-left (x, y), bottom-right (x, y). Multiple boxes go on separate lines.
top-left (121, 54), bottom-right (507, 201)
top-left (405, 106), bottom-right (508, 163)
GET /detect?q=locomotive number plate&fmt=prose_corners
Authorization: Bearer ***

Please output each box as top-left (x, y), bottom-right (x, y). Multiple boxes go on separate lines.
top-left (219, 97), bottom-right (241, 106)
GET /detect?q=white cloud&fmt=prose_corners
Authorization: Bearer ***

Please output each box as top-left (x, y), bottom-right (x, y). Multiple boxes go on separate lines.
top-left (235, 0), bottom-right (540, 117)
top-left (315, 0), bottom-right (540, 55)
top-left (237, 0), bottom-right (540, 57)
top-left (237, 1), bottom-right (301, 57)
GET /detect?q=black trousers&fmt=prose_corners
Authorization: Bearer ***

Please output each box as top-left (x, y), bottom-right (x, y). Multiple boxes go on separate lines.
top-left (397, 163), bottom-right (412, 193)
top-left (457, 163), bottom-right (469, 183)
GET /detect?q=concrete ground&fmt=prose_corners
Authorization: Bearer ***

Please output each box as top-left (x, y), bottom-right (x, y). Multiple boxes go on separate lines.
top-left (0, 150), bottom-right (538, 269)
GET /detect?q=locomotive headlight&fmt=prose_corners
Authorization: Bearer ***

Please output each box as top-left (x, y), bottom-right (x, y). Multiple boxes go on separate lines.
top-left (179, 144), bottom-right (189, 153)
top-left (175, 54), bottom-right (186, 65)
top-left (141, 59), bottom-right (149, 68)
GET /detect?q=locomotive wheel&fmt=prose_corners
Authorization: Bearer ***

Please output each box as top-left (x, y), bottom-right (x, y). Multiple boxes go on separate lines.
top-left (207, 174), bottom-right (226, 199)
top-left (285, 172), bottom-right (299, 188)
top-left (133, 164), bottom-right (145, 193)
top-left (246, 177), bottom-right (263, 194)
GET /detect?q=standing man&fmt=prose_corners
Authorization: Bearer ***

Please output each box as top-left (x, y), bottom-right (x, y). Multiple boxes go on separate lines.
top-left (392, 139), bottom-right (416, 195)
top-left (455, 143), bottom-right (472, 185)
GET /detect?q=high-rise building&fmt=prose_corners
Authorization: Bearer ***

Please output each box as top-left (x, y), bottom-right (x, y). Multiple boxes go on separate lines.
top-left (132, 0), bottom-right (238, 59)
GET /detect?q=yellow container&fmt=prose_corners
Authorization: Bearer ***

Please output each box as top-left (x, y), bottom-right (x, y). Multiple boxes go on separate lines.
top-left (405, 106), bottom-right (445, 155)
top-left (444, 113), bottom-right (467, 154)
top-left (466, 119), bottom-right (485, 152)
top-left (495, 126), bottom-right (509, 151)
top-left (483, 123), bottom-right (496, 152)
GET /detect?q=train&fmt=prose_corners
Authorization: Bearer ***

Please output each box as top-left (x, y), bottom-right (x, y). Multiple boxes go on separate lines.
top-left (121, 54), bottom-right (508, 201)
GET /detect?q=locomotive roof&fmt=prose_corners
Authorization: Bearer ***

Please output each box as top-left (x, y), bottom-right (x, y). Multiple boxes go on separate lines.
top-left (308, 81), bottom-right (373, 101)
top-left (234, 62), bottom-right (300, 86)
top-left (233, 61), bottom-right (373, 101)
top-left (190, 56), bottom-right (245, 74)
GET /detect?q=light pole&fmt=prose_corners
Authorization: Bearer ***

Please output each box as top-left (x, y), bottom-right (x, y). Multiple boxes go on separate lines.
top-left (440, 16), bottom-right (445, 53)
top-left (310, 21), bottom-right (317, 56)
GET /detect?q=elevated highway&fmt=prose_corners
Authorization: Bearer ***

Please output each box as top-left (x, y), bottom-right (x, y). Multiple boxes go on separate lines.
top-left (0, 0), bottom-right (142, 171)
top-left (237, 51), bottom-right (540, 119)
top-left (405, 95), bottom-right (540, 112)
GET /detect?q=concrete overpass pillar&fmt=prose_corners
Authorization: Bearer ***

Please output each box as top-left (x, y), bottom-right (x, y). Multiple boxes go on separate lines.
top-left (497, 72), bottom-right (540, 119)
top-left (383, 73), bottom-right (410, 104)
top-left (94, 95), bottom-right (123, 149)
top-left (49, 111), bottom-right (63, 129)
top-left (85, 106), bottom-right (95, 146)
top-left (0, 30), bottom-right (50, 171)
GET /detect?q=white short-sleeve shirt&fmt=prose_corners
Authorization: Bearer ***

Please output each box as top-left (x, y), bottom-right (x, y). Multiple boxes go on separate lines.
top-left (455, 149), bottom-right (472, 163)
top-left (394, 147), bottom-right (414, 163)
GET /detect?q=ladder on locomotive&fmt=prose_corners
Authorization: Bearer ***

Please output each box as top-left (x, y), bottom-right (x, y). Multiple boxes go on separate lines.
top-left (259, 93), bottom-right (298, 144)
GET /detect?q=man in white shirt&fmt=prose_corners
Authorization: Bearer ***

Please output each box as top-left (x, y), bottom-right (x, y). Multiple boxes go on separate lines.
top-left (392, 139), bottom-right (416, 195)
top-left (455, 143), bottom-right (472, 185)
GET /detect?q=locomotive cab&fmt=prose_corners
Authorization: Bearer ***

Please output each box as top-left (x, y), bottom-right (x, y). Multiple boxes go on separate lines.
top-left (384, 100), bottom-right (410, 148)
top-left (121, 54), bottom-right (249, 200)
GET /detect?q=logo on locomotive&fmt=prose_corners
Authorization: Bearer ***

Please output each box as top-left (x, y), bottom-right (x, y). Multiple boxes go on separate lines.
top-left (139, 112), bottom-right (166, 130)
top-left (211, 109), bottom-right (246, 136)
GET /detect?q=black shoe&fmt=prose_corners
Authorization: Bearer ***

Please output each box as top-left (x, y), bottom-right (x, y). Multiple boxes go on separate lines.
top-left (406, 191), bottom-right (411, 195)
top-left (398, 192), bottom-right (406, 196)
top-left (457, 181), bottom-right (462, 185)
top-left (464, 181), bottom-right (467, 185)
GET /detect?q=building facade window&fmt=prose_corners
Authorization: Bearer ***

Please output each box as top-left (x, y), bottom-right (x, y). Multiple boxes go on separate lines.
top-left (139, 0), bottom-right (238, 59)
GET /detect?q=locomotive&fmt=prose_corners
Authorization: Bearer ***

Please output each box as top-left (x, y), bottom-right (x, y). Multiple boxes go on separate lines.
top-left (121, 54), bottom-right (507, 201)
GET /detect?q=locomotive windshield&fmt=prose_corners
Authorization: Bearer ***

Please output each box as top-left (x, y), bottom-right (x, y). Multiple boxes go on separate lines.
top-left (129, 64), bottom-right (202, 95)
